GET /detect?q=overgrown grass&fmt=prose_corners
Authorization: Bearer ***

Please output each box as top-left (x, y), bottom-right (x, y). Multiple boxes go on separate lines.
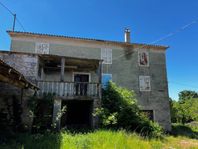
top-left (1, 129), bottom-right (198, 149)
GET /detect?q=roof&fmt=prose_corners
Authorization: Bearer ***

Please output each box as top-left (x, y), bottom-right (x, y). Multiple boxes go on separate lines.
top-left (0, 58), bottom-right (39, 90)
top-left (7, 30), bottom-right (169, 49)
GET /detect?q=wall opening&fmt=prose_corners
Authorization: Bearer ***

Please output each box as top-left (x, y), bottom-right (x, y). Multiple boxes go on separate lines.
top-left (32, 100), bottom-right (53, 133)
top-left (141, 110), bottom-right (154, 121)
top-left (74, 74), bottom-right (89, 96)
top-left (61, 100), bottom-right (93, 129)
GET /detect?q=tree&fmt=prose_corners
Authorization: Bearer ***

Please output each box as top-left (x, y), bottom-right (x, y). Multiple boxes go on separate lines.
top-left (95, 81), bottom-right (163, 138)
top-left (178, 90), bottom-right (198, 102)
top-left (185, 98), bottom-right (198, 121)
top-left (170, 98), bottom-right (198, 124)
top-left (169, 98), bottom-right (178, 123)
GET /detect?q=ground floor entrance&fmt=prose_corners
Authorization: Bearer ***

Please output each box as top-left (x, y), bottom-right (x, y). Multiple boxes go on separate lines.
top-left (61, 100), bottom-right (93, 129)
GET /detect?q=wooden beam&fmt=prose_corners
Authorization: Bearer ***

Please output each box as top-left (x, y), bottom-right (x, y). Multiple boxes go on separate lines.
top-left (0, 59), bottom-right (39, 90)
top-left (60, 57), bottom-right (65, 81)
top-left (99, 61), bottom-right (102, 84)
top-left (98, 61), bottom-right (102, 99)
top-left (0, 74), bottom-right (26, 88)
top-left (41, 66), bottom-right (44, 80)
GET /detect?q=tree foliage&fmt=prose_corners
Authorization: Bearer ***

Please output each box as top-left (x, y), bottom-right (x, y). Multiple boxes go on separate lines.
top-left (178, 90), bottom-right (198, 102)
top-left (28, 93), bottom-right (66, 132)
top-left (171, 91), bottom-right (198, 124)
top-left (95, 81), bottom-right (163, 138)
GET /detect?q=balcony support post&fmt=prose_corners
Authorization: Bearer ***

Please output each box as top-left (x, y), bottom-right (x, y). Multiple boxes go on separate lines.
top-left (60, 57), bottom-right (65, 82)
top-left (41, 67), bottom-right (44, 80)
top-left (98, 61), bottom-right (102, 99)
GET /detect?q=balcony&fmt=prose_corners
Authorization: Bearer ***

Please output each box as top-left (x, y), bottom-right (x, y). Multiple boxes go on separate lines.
top-left (37, 55), bottom-right (102, 99)
top-left (37, 81), bottom-right (101, 98)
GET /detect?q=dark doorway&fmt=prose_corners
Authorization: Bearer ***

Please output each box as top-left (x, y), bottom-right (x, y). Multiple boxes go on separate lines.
top-left (61, 100), bottom-right (93, 129)
top-left (32, 100), bottom-right (53, 133)
top-left (74, 74), bottom-right (89, 96)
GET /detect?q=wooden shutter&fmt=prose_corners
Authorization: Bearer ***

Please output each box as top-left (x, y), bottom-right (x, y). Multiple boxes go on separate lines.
top-left (101, 48), bottom-right (112, 64)
top-left (106, 48), bottom-right (112, 64)
top-left (101, 48), bottom-right (107, 63)
top-left (35, 43), bottom-right (49, 54)
top-left (139, 76), bottom-right (151, 91)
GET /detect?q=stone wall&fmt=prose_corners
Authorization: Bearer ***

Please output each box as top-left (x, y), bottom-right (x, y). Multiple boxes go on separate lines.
top-left (0, 52), bottom-right (38, 83)
top-left (0, 52), bottom-right (38, 131)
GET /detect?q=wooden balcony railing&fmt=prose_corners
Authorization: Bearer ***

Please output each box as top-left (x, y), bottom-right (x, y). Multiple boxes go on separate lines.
top-left (37, 81), bottom-right (101, 97)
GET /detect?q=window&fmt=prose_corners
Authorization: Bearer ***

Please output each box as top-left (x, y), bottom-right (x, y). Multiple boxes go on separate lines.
top-left (139, 76), bottom-right (151, 91)
top-left (101, 48), bottom-right (112, 64)
top-left (35, 43), bottom-right (49, 54)
top-left (138, 50), bottom-right (149, 67)
top-left (141, 110), bottom-right (154, 121)
top-left (102, 74), bottom-right (112, 88)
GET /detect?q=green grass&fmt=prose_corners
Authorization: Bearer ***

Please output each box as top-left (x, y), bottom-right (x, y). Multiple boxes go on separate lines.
top-left (1, 129), bottom-right (198, 149)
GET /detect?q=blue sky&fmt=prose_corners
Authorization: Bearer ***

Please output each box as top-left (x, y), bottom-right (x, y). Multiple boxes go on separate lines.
top-left (1, 0), bottom-right (198, 100)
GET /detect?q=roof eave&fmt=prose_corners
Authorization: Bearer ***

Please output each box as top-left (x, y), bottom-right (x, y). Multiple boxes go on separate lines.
top-left (7, 30), bottom-right (169, 50)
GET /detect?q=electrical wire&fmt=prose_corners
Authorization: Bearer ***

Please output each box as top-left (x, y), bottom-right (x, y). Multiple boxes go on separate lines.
top-left (1, 1), bottom-right (198, 90)
top-left (0, 1), bottom-right (26, 31)
top-left (110, 18), bottom-right (198, 90)
top-left (16, 17), bottom-right (26, 31)
top-left (0, 1), bottom-right (14, 15)
top-left (112, 18), bottom-right (198, 62)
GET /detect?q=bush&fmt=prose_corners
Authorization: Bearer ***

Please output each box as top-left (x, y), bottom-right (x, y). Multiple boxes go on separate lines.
top-left (95, 81), bottom-right (163, 138)
top-left (170, 98), bottom-right (198, 124)
top-left (27, 93), bottom-right (66, 133)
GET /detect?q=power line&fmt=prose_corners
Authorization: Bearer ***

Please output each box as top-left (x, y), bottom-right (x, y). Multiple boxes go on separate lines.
top-left (0, 1), bottom-right (26, 31)
top-left (1, 1), bottom-right (198, 90)
top-left (16, 17), bottom-right (26, 31)
top-left (0, 1), bottom-right (14, 15)
top-left (112, 18), bottom-right (198, 61)
top-left (110, 18), bottom-right (198, 91)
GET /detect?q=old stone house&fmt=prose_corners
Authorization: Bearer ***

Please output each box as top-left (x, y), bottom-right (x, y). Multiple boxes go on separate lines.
top-left (0, 29), bottom-right (171, 131)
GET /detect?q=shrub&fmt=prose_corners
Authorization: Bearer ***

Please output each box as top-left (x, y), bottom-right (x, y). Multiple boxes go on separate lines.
top-left (27, 93), bottom-right (66, 133)
top-left (170, 98), bottom-right (198, 124)
top-left (95, 81), bottom-right (163, 138)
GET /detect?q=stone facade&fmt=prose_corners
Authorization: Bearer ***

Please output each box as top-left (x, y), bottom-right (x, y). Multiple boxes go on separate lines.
top-left (1, 31), bottom-right (171, 131)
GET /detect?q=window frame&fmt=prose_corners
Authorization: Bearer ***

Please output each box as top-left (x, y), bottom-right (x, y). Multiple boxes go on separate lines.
top-left (138, 50), bottom-right (149, 67)
top-left (139, 75), bottom-right (151, 92)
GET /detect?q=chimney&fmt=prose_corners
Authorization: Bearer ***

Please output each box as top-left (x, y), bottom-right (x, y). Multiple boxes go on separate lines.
top-left (124, 28), bottom-right (131, 43)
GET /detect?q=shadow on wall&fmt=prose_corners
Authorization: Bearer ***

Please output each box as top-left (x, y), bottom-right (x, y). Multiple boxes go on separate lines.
top-left (0, 94), bottom-right (23, 140)
top-left (124, 45), bottom-right (134, 60)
